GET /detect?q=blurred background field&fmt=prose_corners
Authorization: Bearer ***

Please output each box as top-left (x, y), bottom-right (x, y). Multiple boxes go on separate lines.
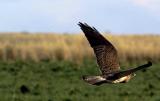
top-left (1, 60), bottom-right (160, 101)
top-left (0, 33), bottom-right (160, 63)
top-left (0, 33), bottom-right (160, 101)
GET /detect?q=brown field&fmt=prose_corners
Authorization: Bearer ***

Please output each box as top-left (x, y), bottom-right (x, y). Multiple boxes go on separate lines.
top-left (0, 33), bottom-right (160, 63)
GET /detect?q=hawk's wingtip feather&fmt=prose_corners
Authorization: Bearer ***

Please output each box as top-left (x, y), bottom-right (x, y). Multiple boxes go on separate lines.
top-left (147, 61), bottom-right (152, 66)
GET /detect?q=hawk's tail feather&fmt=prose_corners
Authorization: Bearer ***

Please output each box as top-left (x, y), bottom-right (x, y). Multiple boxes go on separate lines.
top-left (82, 75), bottom-right (106, 85)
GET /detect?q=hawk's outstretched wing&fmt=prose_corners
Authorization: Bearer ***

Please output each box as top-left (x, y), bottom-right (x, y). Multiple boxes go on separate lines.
top-left (108, 61), bottom-right (152, 80)
top-left (78, 22), bottom-right (120, 75)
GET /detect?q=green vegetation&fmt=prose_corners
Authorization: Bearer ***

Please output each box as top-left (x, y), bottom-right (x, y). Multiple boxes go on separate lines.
top-left (0, 33), bottom-right (159, 100)
top-left (0, 60), bottom-right (159, 101)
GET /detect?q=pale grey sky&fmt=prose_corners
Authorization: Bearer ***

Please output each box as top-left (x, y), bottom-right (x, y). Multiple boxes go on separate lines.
top-left (0, 0), bottom-right (160, 34)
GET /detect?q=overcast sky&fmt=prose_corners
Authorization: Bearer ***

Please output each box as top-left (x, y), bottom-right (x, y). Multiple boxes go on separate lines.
top-left (0, 0), bottom-right (160, 34)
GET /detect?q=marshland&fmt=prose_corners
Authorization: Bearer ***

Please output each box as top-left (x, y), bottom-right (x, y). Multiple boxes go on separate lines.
top-left (0, 33), bottom-right (160, 101)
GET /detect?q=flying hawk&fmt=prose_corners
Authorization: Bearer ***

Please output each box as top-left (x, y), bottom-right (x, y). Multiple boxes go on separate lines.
top-left (78, 22), bottom-right (152, 85)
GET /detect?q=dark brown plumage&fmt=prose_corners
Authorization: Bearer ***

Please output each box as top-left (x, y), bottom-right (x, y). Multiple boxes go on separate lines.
top-left (78, 22), bottom-right (152, 85)
top-left (78, 22), bottom-right (120, 75)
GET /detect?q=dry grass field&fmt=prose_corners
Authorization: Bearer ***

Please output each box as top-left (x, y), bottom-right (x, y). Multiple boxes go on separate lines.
top-left (0, 33), bottom-right (160, 101)
top-left (0, 33), bottom-right (159, 63)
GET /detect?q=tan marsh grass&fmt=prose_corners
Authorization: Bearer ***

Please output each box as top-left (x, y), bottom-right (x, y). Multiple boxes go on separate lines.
top-left (0, 33), bottom-right (159, 63)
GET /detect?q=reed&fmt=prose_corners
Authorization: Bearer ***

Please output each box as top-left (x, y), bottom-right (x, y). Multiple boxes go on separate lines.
top-left (0, 33), bottom-right (159, 63)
